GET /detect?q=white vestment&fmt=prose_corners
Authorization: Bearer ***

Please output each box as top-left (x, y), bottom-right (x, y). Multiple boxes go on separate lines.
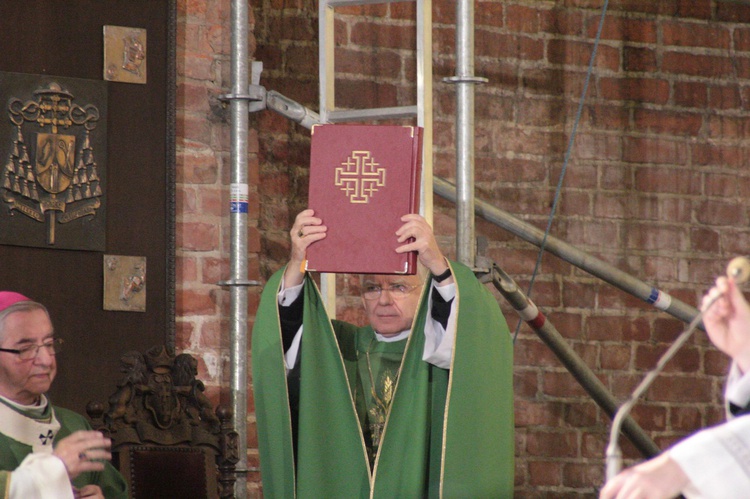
top-left (668, 362), bottom-right (750, 498)
top-left (9, 453), bottom-right (73, 499)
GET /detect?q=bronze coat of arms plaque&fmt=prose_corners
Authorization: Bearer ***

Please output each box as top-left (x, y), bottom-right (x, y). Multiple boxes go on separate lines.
top-left (0, 71), bottom-right (107, 250)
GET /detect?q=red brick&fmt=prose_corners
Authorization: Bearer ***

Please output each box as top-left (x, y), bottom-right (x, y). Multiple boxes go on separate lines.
top-left (625, 224), bottom-right (689, 252)
top-left (335, 47), bottom-right (404, 78)
top-left (542, 371), bottom-right (590, 398)
top-left (590, 16), bottom-right (657, 43)
top-left (677, 0), bottom-right (713, 19)
top-left (515, 399), bottom-right (563, 427)
top-left (736, 27), bottom-right (750, 51)
top-left (514, 338), bottom-right (566, 368)
top-left (526, 430), bottom-right (578, 458)
top-left (389, 2), bottom-right (415, 20)
top-left (581, 431), bottom-right (607, 460)
top-left (599, 77), bottom-right (670, 104)
top-left (631, 404), bottom-right (668, 431)
top-left (285, 46), bottom-right (319, 76)
top-left (695, 199), bottom-right (747, 226)
top-left (709, 85), bottom-right (743, 110)
top-left (334, 2), bottom-right (386, 16)
top-left (563, 401), bottom-right (600, 427)
top-left (633, 166), bottom-right (699, 194)
top-left (583, 104), bottom-right (634, 133)
top-left (177, 82), bottom-right (211, 112)
top-left (690, 228), bottom-right (720, 254)
top-left (674, 81), bottom-right (708, 108)
top-left (662, 52), bottom-right (734, 78)
top-left (335, 79), bottom-right (399, 110)
top-left (176, 289), bottom-right (216, 316)
top-left (623, 46), bottom-right (657, 72)
top-left (634, 344), bottom-right (700, 373)
top-left (539, 6), bottom-right (580, 35)
top-left (178, 222), bottom-right (220, 251)
top-left (180, 148), bottom-right (219, 184)
top-left (547, 39), bottom-right (620, 71)
top-left (178, 113), bottom-right (214, 145)
top-left (176, 256), bottom-right (198, 282)
top-left (716, 1), bottom-right (750, 22)
top-left (481, 31), bottom-right (545, 61)
top-left (652, 317), bottom-right (689, 343)
top-left (587, 316), bottom-right (650, 342)
top-left (707, 115), bottom-right (750, 140)
top-left (600, 343), bottom-right (630, 370)
top-left (662, 21), bottom-right (730, 49)
top-left (350, 21), bottom-right (416, 51)
top-left (202, 257), bottom-right (228, 284)
top-left (648, 375), bottom-right (713, 403)
top-left (514, 370), bottom-right (542, 399)
top-left (633, 109), bottom-right (702, 136)
top-left (558, 190), bottom-right (592, 215)
top-left (670, 405), bottom-right (703, 432)
top-left (174, 320), bottom-right (195, 349)
top-left (705, 349), bottom-right (731, 376)
top-left (198, 187), bottom-right (224, 217)
top-left (527, 460), bottom-right (562, 486)
top-left (182, 53), bottom-right (215, 80)
top-left (563, 461), bottom-right (604, 489)
top-left (199, 320), bottom-right (227, 349)
top-left (600, 162), bottom-right (634, 189)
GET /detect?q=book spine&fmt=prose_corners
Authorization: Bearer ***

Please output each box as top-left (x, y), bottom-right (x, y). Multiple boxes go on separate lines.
top-left (407, 126), bottom-right (424, 274)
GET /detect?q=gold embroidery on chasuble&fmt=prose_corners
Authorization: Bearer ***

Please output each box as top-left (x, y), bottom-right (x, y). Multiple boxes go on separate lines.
top-left (354, 334), bottom-right (404, 468)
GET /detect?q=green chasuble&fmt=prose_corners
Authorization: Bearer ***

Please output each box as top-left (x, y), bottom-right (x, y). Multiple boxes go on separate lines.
top-left (0, 401), bottom-right (128, 499)
top-left (253, 260), bottom-right (514, 498)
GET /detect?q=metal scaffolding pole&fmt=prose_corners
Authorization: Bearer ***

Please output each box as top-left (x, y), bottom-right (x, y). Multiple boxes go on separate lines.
top-left (434, 177), bottom-right (702, 326)
top-left (488, 264), bottom-right (661, 458)
top-left (444, 0), bottom-right (486, 268)
top-left (219, 0), bottom-right (256, 496)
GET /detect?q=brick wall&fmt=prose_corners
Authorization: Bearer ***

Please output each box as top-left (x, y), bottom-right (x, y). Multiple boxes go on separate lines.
top-left (177, 0), bottom-right (750, 496)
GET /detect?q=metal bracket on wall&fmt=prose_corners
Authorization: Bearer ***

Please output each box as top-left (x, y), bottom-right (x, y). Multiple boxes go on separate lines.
top-left (222, 61), bottom-right (322, 130)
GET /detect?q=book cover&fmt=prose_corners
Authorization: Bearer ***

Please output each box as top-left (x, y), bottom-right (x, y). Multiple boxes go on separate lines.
top-left (305, 123), bottom-right (423, 275)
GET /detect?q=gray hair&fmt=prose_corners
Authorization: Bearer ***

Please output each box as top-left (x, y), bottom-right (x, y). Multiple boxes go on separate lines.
top-left (0, 301), bottom-right (49, 342)
top-left (359, 263), bottom-right (429, 285)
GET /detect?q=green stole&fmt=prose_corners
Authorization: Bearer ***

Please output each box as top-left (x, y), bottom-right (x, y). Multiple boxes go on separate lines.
top-left (252, 261), bottom-right (514, 498)
top-left (0, 471), bottom-right (7, 499)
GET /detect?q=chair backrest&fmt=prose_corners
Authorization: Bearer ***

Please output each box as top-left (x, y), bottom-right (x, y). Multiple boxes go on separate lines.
top-left (87, 345), bottom-right (239, 499)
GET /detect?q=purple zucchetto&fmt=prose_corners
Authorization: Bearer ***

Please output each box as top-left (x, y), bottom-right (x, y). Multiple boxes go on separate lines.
top-left (0, 292), bottom-right (31, 312)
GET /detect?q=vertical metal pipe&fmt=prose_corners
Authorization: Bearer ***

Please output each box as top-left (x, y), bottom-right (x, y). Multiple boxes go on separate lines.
top-left (455, 0), bottom-right (477, 267)
top-left (229, 0), bottom-right (248, 496)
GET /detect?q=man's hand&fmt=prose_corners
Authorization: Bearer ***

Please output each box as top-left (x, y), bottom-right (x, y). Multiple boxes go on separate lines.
top-left (53, 430), bottom-right (111, 479)
top-left (284, 209), bottom-right (327, 288)
top-left (599, 453), bottom-right (688, 499)
top-left (395, 214), bottom-right (452, 285)
top-left (702, 276), bottom-right (750, 372)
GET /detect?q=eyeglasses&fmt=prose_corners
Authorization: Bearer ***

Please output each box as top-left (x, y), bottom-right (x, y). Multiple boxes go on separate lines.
top-left (362, 283), bottom-right (420, 300)
top-left (0, 338), bottom-right (63, 361)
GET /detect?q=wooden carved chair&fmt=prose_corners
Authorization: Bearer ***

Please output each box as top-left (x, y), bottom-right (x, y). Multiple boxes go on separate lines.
top-left (87, 345), bottom-right (239, 499)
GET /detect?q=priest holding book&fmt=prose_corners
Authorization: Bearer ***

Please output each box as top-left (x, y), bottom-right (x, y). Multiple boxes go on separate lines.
top-left (252, 209), bottom-right (515, 498)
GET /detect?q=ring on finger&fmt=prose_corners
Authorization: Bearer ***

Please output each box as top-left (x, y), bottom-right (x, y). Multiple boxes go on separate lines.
top-left (79, 452), bottom-right (87, 461)
top-left (298, 229), bottom-right (304, 238)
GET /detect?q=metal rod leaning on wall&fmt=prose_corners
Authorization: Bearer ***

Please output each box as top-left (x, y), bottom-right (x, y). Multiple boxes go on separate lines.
top-left (487, 264), bottom-right (661, 458)
top-left (434, 176), bottom-right (703, 328)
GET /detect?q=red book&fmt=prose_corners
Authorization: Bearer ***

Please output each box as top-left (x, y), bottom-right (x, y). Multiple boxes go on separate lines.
top-left (305, 124), bottom-right (423, 275)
